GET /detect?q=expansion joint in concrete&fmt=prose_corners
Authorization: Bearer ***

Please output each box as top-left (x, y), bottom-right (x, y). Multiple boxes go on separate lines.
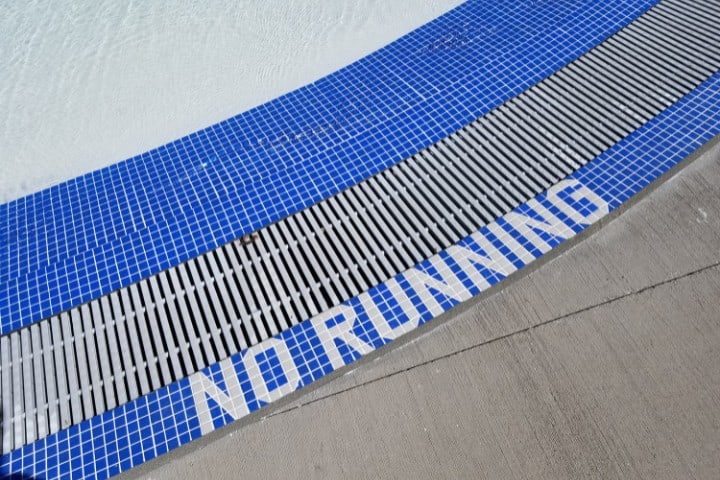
top-left (269, 259), bottom-right (720, 416)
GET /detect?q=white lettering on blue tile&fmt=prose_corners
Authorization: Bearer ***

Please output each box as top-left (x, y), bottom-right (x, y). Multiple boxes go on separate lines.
top-left (189, 179), bottom-right (610, 435)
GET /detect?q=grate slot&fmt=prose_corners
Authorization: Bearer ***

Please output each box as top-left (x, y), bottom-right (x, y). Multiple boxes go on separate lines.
top-left (81, 303), bottom-right (106, 413)
top-left (30, 324), bottom-right (47, 441)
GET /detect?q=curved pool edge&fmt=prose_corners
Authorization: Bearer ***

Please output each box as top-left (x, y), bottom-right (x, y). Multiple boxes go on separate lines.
top-left (129, 135), bottom-right (720, 480)
top-left (3, 51), bottom-right (719, 478)
top-left (0, 0), bottom-right (661, 333)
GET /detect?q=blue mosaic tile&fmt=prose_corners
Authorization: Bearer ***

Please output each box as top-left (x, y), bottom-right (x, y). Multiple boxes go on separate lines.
top-left (0, 0), bottom-right (659, 333)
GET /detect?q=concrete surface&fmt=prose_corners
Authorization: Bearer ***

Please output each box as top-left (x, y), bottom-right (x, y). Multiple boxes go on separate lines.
top-left (128, 139), bottom-right (720, 479)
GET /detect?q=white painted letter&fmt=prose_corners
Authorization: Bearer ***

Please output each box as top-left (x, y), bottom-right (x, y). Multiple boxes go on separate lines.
top-left (191, 359), bottom-right (249, 435)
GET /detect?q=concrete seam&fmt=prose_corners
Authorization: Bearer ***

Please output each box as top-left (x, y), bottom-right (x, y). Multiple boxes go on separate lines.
top-left (268, 258), bottom-right (720, 417)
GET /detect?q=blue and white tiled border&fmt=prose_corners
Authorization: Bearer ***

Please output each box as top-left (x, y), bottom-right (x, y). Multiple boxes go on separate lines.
top-left (0, 0), bottom-right (660, 333)
top-left (2, 65), bottom-right (718, 479)
top-left (189, 175), bottom-right (609, 432)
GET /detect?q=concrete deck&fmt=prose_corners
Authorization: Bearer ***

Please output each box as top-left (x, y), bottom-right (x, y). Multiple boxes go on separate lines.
top-left (128, 139), bottom-right (720, 479)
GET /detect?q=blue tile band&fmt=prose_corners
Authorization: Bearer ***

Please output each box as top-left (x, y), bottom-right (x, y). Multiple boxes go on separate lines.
top-left (3, 61), bottom-right (718, 480)
top-left (0, 0), bottom-right (659, 333)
